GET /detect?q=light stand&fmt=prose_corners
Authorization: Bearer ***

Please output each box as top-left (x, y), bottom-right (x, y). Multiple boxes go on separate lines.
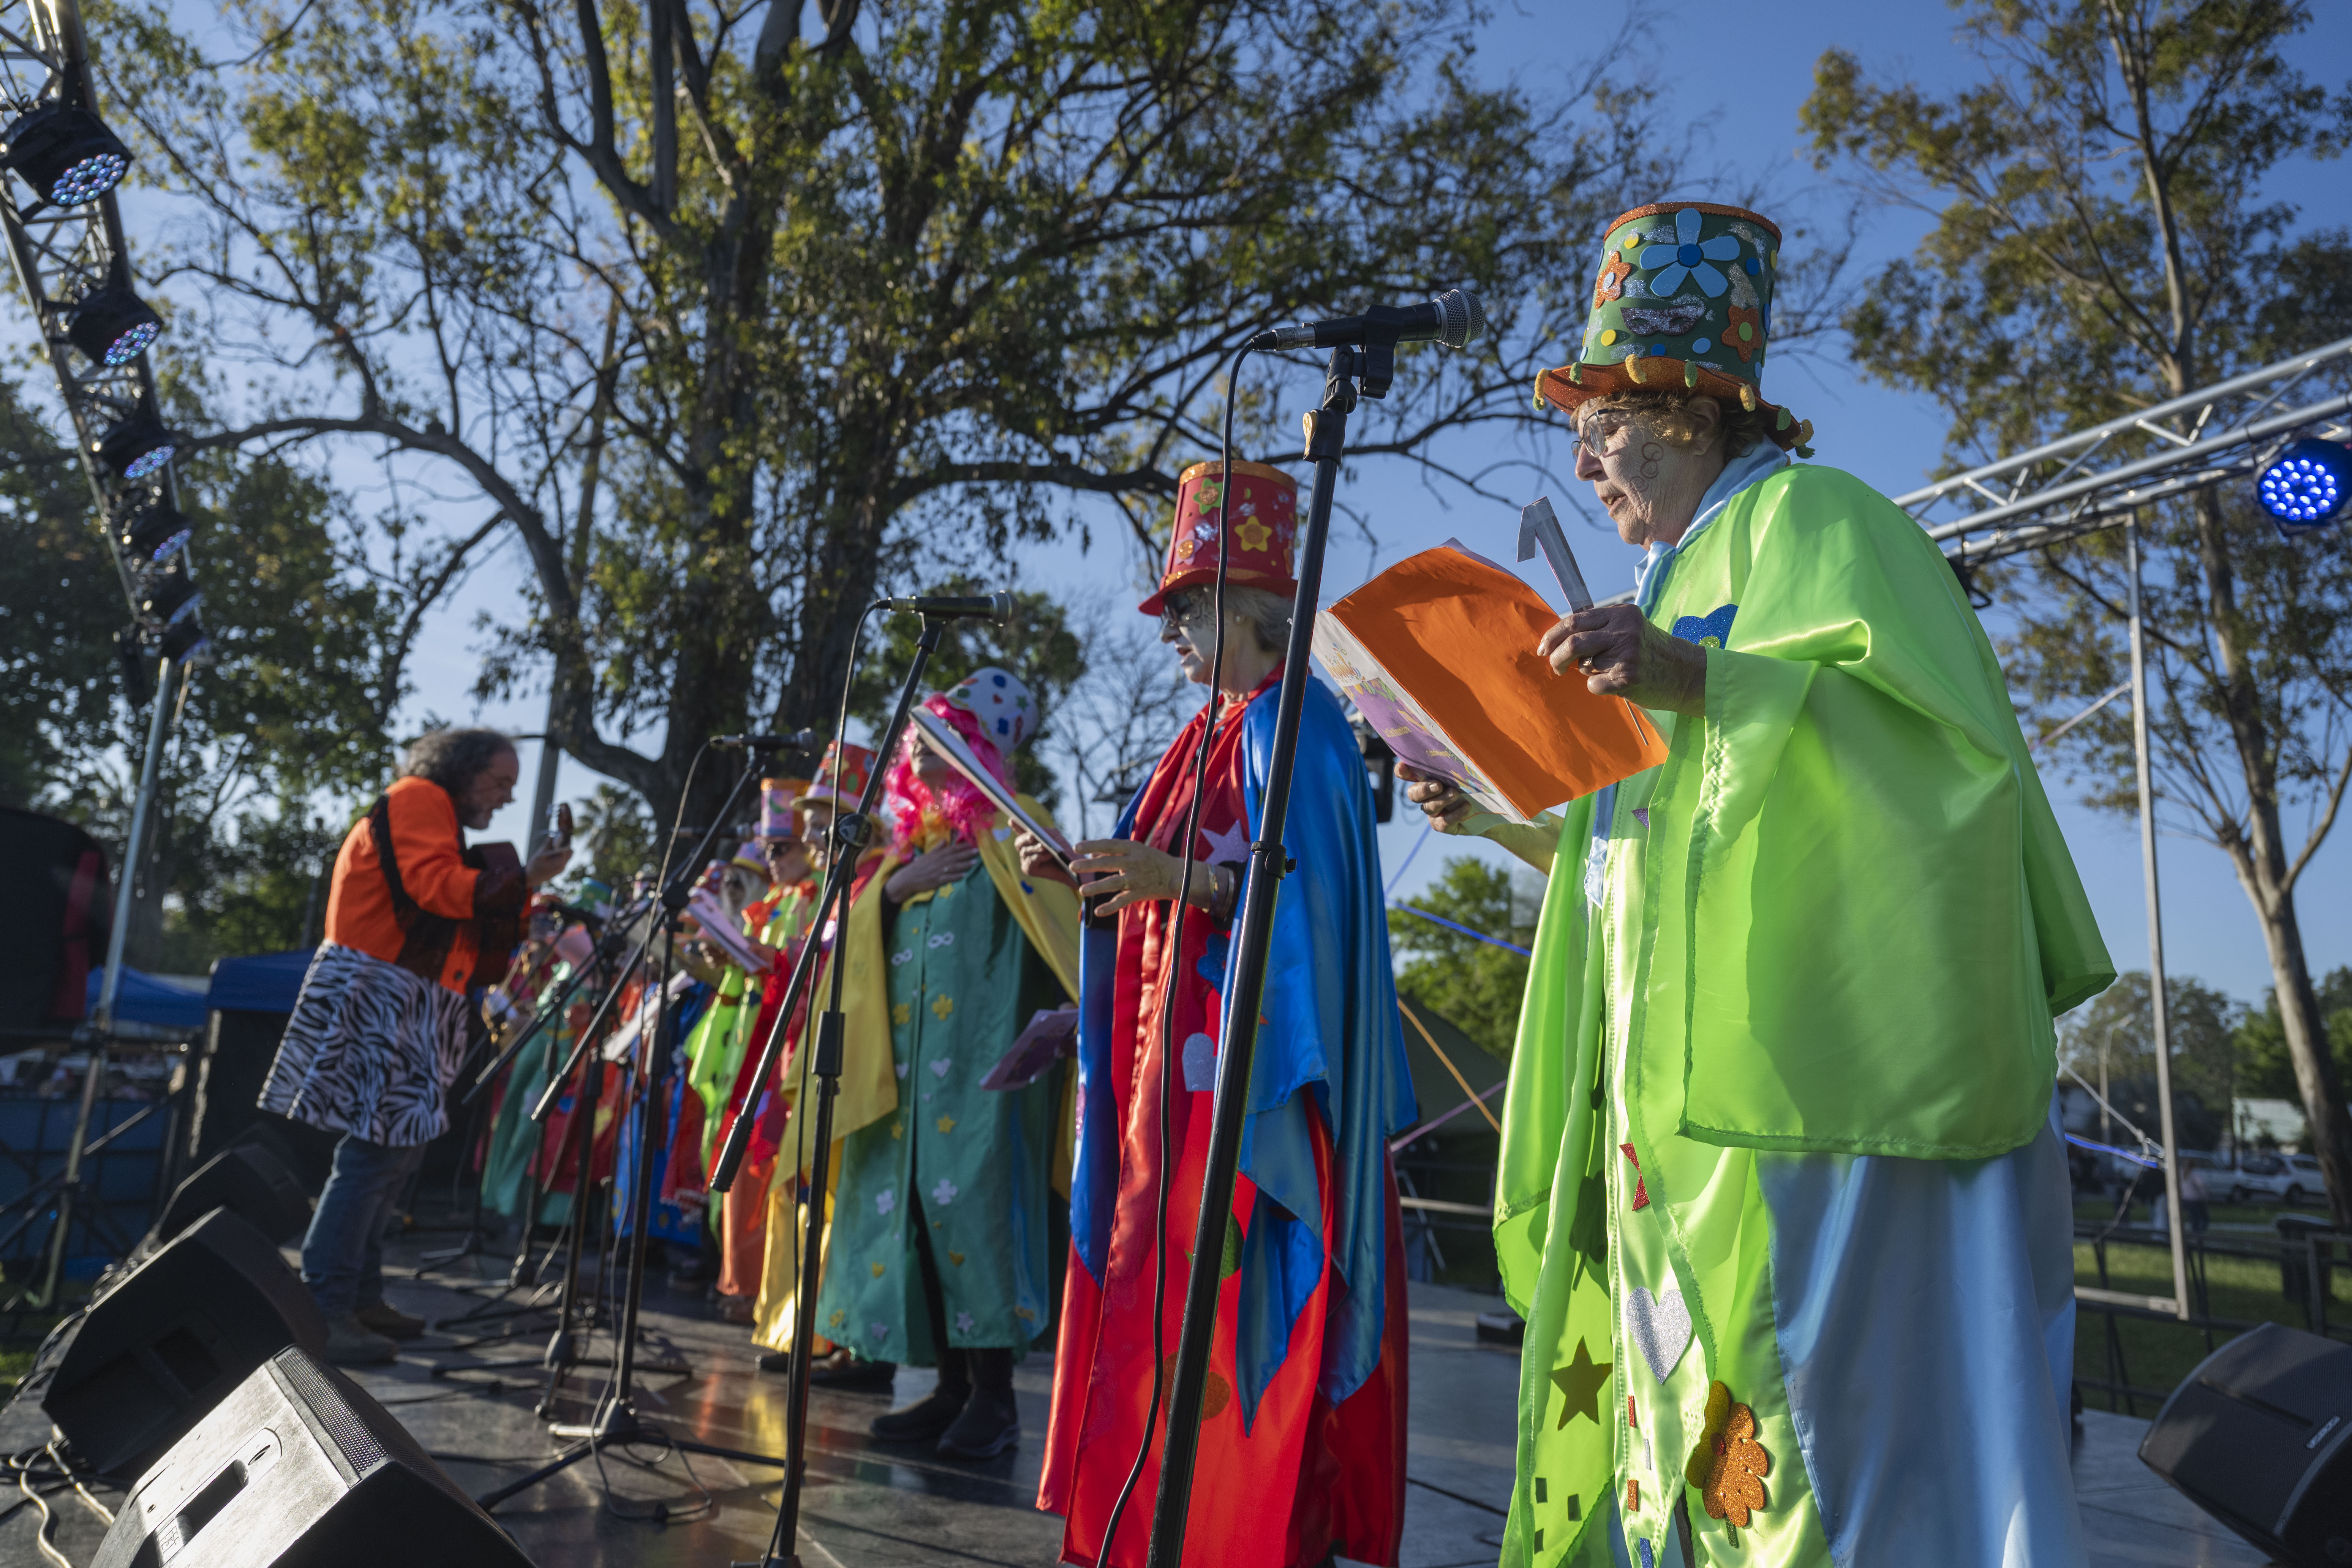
top-left (8, 654), bottom-right (174, 1314)
top-left (1143, 342), bottom-right (1363, 1566)
top-left (473, 747), bottom-right (792, 1514)
top-left (710, 614), bottom-right (949, 1568)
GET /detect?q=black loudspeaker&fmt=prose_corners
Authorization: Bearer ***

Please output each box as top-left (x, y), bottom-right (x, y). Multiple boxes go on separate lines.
top-left (152, 1142), bottom-right (311, 1247)
top-left (0, 803), bottom-right (109, 1040)
top-left (93, 1347), bottom-right (533, 1568)
top-left (43, 1208), bottom-right (327, 1478)
top-left (2140, 1320), bottom-right (2352, 1567)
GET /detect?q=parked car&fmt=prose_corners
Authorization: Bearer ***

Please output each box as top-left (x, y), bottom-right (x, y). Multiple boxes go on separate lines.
top-left (2226, 1152), bottom-right (2326, 1205)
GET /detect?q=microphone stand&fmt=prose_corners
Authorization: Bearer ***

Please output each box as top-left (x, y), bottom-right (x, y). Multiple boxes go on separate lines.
top-left (474, 747), bottom-right (793, 1514)
top-left (431, 904), bottom-right (651, 1333)
top-left (1142, 342), bottom-right (1367, 1566)
top-left (711, 613), bottom-right (948, 1568)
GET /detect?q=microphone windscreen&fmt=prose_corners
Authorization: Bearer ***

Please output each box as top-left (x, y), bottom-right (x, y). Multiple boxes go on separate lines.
top-left (1434, 288), bottom-right (1487, 350)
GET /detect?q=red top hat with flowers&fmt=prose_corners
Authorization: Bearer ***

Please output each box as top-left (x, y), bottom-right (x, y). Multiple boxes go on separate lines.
top-left (796, 741), bottom-right (877, 812)
top-left (1139, 458), bottom-right (1301, 615)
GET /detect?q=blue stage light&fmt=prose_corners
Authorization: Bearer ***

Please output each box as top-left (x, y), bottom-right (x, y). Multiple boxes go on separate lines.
top-left (2257, 438), bottom-right (2350, 534)
top-left (2, 104), bottom-right (131, 206)
top-left (96, 414), bottom-right (176, 481)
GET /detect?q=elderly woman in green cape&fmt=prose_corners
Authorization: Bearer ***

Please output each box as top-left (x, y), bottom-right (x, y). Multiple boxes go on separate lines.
top-left (1400, 203), bottom-right (2113, 1568)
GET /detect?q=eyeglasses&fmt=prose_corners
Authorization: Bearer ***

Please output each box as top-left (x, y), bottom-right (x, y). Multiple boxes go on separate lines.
top-left (1573, 410), bottom-right (1639, 461)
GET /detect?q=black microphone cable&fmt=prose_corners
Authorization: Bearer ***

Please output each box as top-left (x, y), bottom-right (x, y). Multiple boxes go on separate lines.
top-left (1096, 338), bottom-right (1254, 1559)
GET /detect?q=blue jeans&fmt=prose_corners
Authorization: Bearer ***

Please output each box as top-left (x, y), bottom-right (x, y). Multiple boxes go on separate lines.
top-left (301, 1133), bottom-right (425, 1317)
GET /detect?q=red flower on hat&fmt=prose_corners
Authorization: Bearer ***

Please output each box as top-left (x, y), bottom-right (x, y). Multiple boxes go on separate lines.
top-left (1594, 249), bottom-right (1633, 308)
top-left (1722, 305), bottom-right (1762, 362)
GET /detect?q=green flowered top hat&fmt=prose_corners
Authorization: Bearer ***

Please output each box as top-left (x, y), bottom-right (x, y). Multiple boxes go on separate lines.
top-left (1536, 201), bottom-right (1813, 454)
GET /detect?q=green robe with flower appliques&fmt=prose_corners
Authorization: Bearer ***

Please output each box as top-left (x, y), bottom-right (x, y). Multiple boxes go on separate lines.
top-left (814, 849), bottom-right (1069, 1362)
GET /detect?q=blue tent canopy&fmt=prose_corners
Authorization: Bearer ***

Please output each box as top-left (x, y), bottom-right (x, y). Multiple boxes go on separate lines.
top-left (82, 967), bottom-right (209, 1031)
top-left (207, 949), bottom-right (317, 1014)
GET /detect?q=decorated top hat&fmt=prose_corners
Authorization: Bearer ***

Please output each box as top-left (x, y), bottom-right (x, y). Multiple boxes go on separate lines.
top-left (729, 839), bottom-right (771, 878)
top-left (941, 666), bottom-right (1036, 753)
top-left (797, 741), bottom-right (876, 812)
top-left (1535, 201), bottom-right (1812, 454)
top-left (759, 776), bottom-right (808, 841)
top-left (1139, 459), bottom-right (1300, 615)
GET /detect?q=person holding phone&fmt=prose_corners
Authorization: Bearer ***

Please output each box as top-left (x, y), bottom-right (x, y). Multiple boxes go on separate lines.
top-left (259, 728), bottom-right (571, 1364)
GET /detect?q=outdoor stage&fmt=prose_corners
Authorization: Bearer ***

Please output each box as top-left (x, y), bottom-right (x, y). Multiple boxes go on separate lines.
top-left (0, 1225), bottom-right (2277, 1568)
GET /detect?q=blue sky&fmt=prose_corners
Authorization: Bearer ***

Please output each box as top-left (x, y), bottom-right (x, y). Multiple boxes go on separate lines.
top-left (422, 0), bottom-right (2352, 1008)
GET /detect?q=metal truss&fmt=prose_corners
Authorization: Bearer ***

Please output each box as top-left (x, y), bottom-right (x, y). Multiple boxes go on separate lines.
top-left (1894, 334), bottom-right (2352, 565)
top-left (0, 0), bottom-right (188, 621)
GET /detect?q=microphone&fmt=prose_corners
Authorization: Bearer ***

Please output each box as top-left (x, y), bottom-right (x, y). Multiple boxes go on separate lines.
top-left (1249, 288), bottom-right (1486, 352)
top-left (712, 730), bottom-right (821, 750)
top-left (876, 592), bottom-right (1013, 621)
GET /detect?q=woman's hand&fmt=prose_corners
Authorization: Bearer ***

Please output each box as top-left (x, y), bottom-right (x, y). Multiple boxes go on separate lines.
top-left (1015, 827), bottom-right (1077, 887)
top-left (885, 843), bottom-right (979, 903)
top-left (1069, 838), bottom-right (1211, 915)
top-left (1394, 762), bottom-right (1481, 832)
top-left (1537, 605), bottom-right (1707, 716)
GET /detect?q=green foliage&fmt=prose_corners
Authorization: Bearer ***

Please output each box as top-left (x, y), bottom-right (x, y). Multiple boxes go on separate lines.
top-left (158, 809), bottom-right (345, 971)
top-left (0, 365), bottom-right (401, 969)
top-left (2235, 967), bottom-right (2352, 1099)
top-left (2061, 970), bottom-right (2240, 1148)
top-left (1386, 854), bottom-right (1540, 1062)
top-left (0, 378), bottom-right (122, 810)
top-left (87, 0), bottom-right (1671, 830)
top-left (568, 783), bottom-right (661, 895)
top-left (1801, 0), bottom-right (2352, 1216)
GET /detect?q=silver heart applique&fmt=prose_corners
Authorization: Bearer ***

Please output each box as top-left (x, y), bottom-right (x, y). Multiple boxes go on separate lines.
top-left (1625, 1285), bottom-right (1692, 1384)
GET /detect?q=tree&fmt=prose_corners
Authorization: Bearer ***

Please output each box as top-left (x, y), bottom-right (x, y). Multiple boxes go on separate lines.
top-left (89, 0), bottom-right (1669, 834)
top-left (2237, 965), bottom-right (2352, 1103)
top-left (1386, 854), bottom-right (1540, 1061)
top-left (0, 360), bottom-right (405, 969)
top-left (2061, 970), bottom-right (2240, 1150)
top-left (1802, 0), bottom-right (2352, 1223)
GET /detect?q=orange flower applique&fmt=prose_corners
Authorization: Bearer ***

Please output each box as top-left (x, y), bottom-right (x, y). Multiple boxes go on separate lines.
top-left (1234, 518), bottom-right (1273, 553)
top-left (1594, 249), bottom-right (1633, 309)
top-left (1684, 1380), bottom-right (1769, 1529)
top-left (1721, 305), bottom-right (1762, 363)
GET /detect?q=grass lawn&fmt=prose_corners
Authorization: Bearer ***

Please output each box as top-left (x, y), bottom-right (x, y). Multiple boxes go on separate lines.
top-left (2073, 1212), bottom-right (2351, 1416)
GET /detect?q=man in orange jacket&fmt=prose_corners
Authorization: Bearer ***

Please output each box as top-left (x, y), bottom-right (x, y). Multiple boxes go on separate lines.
top-left (260, 728), bottom-right (570, 1363)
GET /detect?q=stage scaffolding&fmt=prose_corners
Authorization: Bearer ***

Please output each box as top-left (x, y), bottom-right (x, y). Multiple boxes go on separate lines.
top-left (0, 0), bottom-right (198, 1307)
top-left (1896, 338), bottom-right (2352, 1325)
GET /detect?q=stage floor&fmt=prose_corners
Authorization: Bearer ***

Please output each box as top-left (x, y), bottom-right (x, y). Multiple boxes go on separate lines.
top-left (0, 1223), bottom-right (2278, 1568)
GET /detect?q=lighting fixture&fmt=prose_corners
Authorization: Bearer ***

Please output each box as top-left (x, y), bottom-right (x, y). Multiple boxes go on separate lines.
top-left (65, 285), bottom-right (161, 367)
top-left (2256, 438), bottom-right (2350, 534)
top-left (139, 558), bottom-right (199, 625)
top-left (1, 103), bottom-right (131, 206)
top-left (158, 616), bottom-right (207, 662)
top-left (96, 414), bottom-right (175, 481)
top-left (117, 499), bottom-right (192, 563)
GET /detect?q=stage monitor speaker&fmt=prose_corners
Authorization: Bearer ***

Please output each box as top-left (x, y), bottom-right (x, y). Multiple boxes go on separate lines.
top-left (2139, 1320), bottom-right (2352, 1567)
top-left (43, 1207), bottom-right (327, 1479)
top-left (152, 1141), bottom-right (311, 1247)
top-left (92, 1346), bottom-right (533, 1568)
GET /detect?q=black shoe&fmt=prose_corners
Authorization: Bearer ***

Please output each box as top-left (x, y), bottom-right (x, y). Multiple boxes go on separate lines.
top-left (810, 1355), bottom-right (898, 1391)
top-left (935, 1388), bottom-right (1019, 1460)
top-left (871, 1386), bottom-right (968, 1443)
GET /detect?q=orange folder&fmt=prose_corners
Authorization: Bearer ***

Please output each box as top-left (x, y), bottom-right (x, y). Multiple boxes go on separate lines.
top-left (1314, 544), bottom-right (1669, 822)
